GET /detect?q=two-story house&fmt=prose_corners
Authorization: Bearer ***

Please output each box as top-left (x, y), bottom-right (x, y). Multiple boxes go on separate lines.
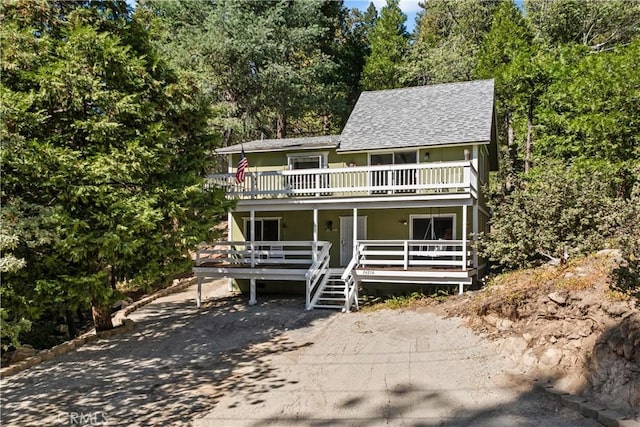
top-left (194, 79), bottom-right (497, 311)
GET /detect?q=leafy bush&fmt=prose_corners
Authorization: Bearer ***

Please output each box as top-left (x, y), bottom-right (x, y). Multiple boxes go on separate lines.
top-left (610, 184), bottom-right (640, 298)
top-left (481, 162), bottom-right (620, 269)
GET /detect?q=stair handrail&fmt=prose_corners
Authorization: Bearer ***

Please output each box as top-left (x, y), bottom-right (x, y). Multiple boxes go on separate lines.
top-left (341, 249), bottom-right (361, 311)
top-left (305, 242), bottom-right (332, 309)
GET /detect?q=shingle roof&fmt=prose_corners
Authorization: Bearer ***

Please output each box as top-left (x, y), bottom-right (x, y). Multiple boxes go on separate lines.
top-left (338, 79), bottom-right (495, 152)
top-left (216, 135), bottom-right (339, 154)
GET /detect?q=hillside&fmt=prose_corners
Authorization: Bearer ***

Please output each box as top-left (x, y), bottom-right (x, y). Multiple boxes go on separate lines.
top-left (434, 251), bottom-right (639, 417)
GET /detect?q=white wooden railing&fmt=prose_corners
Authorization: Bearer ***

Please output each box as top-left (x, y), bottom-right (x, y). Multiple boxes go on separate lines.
top-left (355, 240), bottom-right (473, 271)
top-left (207, 161), bottom-right (478, 199)
top-left (341, 257), bottom-right (359, 311)
top-left (195, 241), bottom-right (330, 268)
top-left (305, 243), bottom-right (332, 310)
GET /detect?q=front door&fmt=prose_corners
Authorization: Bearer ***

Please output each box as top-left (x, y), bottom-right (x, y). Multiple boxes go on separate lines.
top-left (340, 216), bottom-right (367, 266)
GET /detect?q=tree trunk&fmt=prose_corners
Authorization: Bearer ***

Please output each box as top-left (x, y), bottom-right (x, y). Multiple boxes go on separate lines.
top-left (65, 309), bottom-right (77, 337)
top-left (505, 111), bottom-right (515, 193)
top-left (276, 114), bottom-right (287, 139)
top-left (92, 302), bottom-right (113, 331)
top-left (525, 101), bottom-right (533, 173)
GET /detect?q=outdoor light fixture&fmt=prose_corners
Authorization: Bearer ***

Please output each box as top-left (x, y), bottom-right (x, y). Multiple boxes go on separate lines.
top-left (424, 152), bottom-right (430, 161)
top-left (399, 219), bottom-right (408, 226)
top-left (325, 220), bottom-right (334, 231)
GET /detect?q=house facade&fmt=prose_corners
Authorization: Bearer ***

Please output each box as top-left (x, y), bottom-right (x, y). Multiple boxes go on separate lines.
top-left (194, 79), bottom-right (498, 311)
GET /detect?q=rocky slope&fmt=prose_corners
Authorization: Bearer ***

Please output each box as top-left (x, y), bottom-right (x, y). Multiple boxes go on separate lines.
top-left (437, 251), bottom-right (639, 417)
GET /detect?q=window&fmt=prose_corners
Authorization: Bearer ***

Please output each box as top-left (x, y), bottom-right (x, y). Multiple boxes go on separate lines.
top-left (369, 150), bottom-right (417, 193)
top-left (410, 215), bottom-right (455, 257)
top-left (411, 216), bottom-right (454, 241)
top-left (287, 153), bottom-right (328, 191)
top-left (243, 218), bottom-right (280, 241)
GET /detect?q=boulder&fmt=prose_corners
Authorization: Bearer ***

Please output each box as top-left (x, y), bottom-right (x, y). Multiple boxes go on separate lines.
top-left (539, 348), bottom-right (563, 367)
top-left (10, 345), bottom-right (36, 363)
top-left (548, 291), bottom-right (568, 305)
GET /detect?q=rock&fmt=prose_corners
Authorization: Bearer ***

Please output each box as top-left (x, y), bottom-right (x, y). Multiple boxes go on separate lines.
top-left (549, 336), bottom-right (558, 344)
top-left (484, 314), bottom-right (499, 327)
top-left (596, 249), bottom-right (622, 257)
top-left (111, 300), bottom-right (130, 310)
top-left (496, 318), bottom-right (514, 331)
top-left (10, 345), bottom-right (36, 363)
top-left (604, 303), bottom-right (629, 317)
top-left (501, 336), bottom-right (528, 361)
top-left (522, 332), bottom-right (533, 343)
top-left (539, 348), bottom-right (563, 366)
top-left (548, 291), bottom-right (568, 305)
top-left (564, 272), bottom-right (575, 279)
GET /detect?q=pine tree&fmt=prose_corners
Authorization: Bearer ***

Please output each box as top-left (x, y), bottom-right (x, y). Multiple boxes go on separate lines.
top-left (1, 1), bottom-right (231, 334)
top-left (360, 0), bottom-right (409, 90)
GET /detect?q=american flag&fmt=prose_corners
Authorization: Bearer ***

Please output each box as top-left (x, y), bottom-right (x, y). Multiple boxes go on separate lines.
top-left (235, 146), bottom-right (248, 184)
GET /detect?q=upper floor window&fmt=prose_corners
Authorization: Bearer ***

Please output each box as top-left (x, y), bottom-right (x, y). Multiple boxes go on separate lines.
top-left (288, 154), bottom-right (326, 170)
top-left (369, 150), bottom-right (417, 166)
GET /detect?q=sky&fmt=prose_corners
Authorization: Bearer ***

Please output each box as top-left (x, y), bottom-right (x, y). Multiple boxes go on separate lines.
top-left (344, 0), bottom-right (421, 33)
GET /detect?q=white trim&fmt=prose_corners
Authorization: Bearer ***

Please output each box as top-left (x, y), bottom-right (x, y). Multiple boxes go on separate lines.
top-left (409, 213), bottom-right (457, 240)
top-left (287, 152), bottom-right (329, 169)
top-left (235, 194), bottom-right (474, 212)
top-left (338, 141), bottom-right (491, 154)
top-left (368, 149), bottom-right (418, 165)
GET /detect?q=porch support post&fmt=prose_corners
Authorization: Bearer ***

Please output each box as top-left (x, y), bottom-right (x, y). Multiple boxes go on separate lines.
top-left (462, 205), bottom-right (468, 271)
top-left (473, 202), bottom-right (479, 277)
top-left (459, 282), bottom-right (464, 295)
top-left (352, 208), bottom-right (358, 259)
top-left (196, 277), bottom-right (202, 308)
top-left (228, 212), bottom-right (233, 291)
top-left (249, 210), bottom-right (257, 305)
top-left (249, 279), bottom-right (257, 306)
top-left (250, 210), bottom-right (256, 268)
top-left (313, 208), bottom-right (318, 262)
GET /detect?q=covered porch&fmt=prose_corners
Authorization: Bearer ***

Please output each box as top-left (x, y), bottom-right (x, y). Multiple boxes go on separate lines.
top-left (194, 200), bottom-right (480, 310)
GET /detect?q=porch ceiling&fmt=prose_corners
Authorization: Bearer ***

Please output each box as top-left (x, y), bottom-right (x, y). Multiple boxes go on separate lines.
top-left (232, 193), bottom-right (474, 212)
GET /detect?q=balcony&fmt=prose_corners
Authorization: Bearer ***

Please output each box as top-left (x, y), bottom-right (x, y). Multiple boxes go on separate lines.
top-left (207, 161), bottom-right (478, 200)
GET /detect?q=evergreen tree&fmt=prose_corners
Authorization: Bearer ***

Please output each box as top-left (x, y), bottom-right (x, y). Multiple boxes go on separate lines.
top-left (146, 0), bottom-right (347, 143)
top-left (403, 0), bottom-right (498, 85)
top-left (1, 0), bottom-right (231, 333)
top-left (525, 0), bottom-right (640, 50)
top-left (360, 0), bottom-right (409, 90)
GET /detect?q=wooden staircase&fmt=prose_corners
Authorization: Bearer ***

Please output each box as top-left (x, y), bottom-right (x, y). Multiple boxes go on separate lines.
top-left (309, 268), bottom-right (358, 311)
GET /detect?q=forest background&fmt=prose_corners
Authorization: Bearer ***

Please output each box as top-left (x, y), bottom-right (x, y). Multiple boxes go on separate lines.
top-left (1, 0), bottom-right (639, 350)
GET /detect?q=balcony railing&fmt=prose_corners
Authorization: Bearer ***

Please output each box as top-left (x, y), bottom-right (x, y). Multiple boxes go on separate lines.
top-left (355, 240), bottom-right (473, 271)
top-left (207, 161), bottom-right (477, 199)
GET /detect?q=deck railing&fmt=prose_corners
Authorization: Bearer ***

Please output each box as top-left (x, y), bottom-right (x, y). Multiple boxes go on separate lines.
top-left (305, 243), bottom-right (332, 310)
top-left (195, 241), bottom-right (331, 268)
top-left (207, 161), bottom-right (477, 199)
top-left (356, 239), bottom-right (473, 271)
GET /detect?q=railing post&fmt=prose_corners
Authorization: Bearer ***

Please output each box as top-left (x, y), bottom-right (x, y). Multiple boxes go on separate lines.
top-left (403, 241), bottom-right (409, 270)
top-left (464, 164), bottom-right (471, 189)
top-left (462, 205), bottom-right (468, 271)
top-left (250, 173), bottom-right (256, 199)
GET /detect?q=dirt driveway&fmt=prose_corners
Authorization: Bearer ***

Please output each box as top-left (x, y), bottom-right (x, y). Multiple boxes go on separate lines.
top-left (1, 280), bottom-right (597, 426)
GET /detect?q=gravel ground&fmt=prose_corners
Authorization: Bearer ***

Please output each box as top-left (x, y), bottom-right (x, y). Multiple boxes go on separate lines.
top-left (1, 280), bottom-right (598, 426)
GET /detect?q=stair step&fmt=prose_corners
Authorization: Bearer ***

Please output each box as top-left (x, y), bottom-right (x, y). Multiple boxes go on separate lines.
top-left (312, 304), bottom-right (344, 309)
top-left (321, 291), bottom-right (346, 295)
top-left (318, 297), bottom-right (345, 302)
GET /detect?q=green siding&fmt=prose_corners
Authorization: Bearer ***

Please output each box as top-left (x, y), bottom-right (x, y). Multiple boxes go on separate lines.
top-left (232, 145), bottom-right (481, 173)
